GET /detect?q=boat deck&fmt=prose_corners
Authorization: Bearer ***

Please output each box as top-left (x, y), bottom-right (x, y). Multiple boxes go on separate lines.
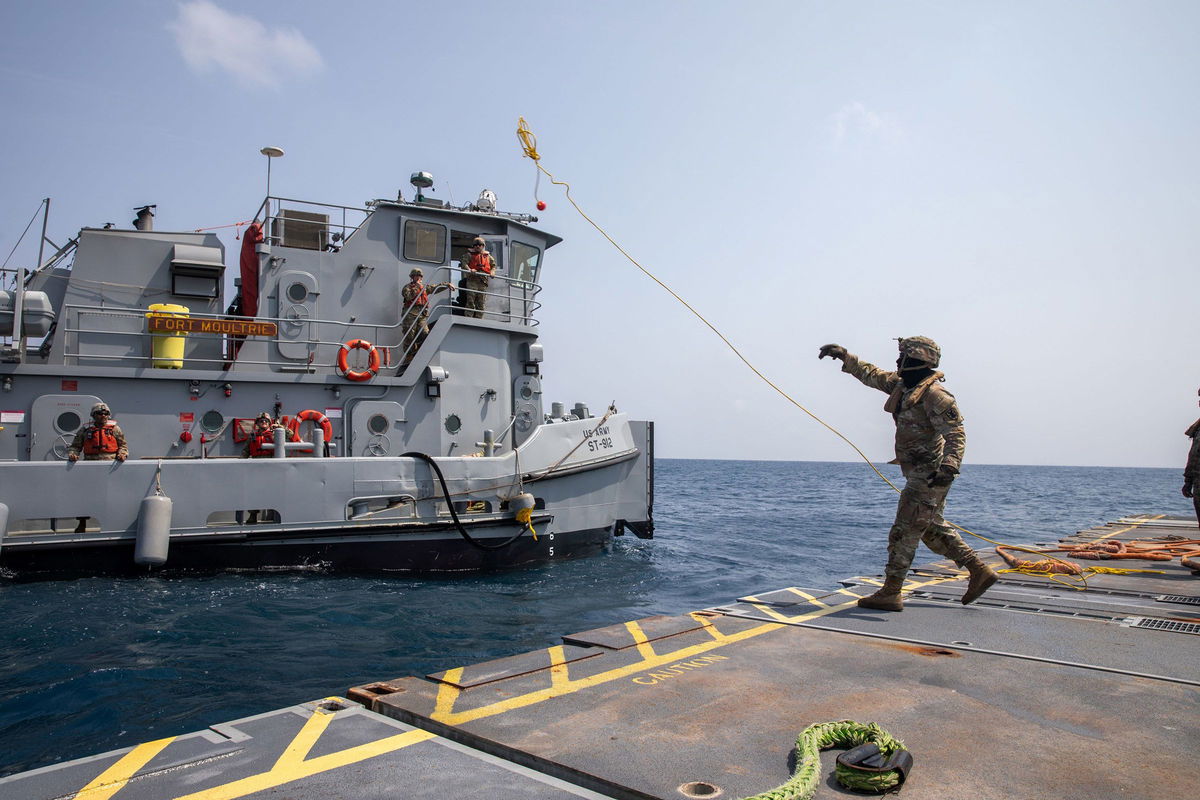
top-left (4, 514), bottom-right (1197, 799)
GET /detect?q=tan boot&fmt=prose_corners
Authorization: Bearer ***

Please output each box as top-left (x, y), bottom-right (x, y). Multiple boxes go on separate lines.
top-left (857, 576), bottom-right (905, 612)
top-left (961, 559), bottom-right (998, 605)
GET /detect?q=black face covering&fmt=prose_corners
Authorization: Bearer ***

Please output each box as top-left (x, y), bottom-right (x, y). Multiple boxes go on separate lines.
top-left (896, 355), bottom-right (934, 388)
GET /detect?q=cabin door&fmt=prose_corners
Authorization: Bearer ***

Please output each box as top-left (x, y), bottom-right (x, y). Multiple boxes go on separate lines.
top-left (349, 401), bottom-right (406, 456)
top-left (275, 270), bottom-right (319, 361)
top-left (30, 394), bottom-right (103, 461)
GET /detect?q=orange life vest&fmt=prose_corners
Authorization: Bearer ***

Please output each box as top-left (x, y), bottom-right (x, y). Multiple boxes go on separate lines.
top-left (82, 422), bottom-right (120, 455)
top-left (248, 425), bottom-right (297, 456)
top-left (407, 281), bottom-right (429, 308)
top-left (467, 252), bottom-right (493, 274)
top-left (247, 429), bottom-right (274, 458)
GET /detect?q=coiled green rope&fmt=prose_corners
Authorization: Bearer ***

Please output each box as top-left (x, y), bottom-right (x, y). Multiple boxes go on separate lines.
top-left (741, 720), bottom-right (907, 800)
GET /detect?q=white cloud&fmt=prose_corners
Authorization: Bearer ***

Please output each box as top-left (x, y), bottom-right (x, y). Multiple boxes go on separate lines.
top-left (168, 1), bottom-right (323, 89)
top-left (830, 101), bottom-right (901, 146)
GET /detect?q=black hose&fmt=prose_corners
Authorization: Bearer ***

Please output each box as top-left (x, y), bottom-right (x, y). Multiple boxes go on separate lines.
top-left (402, 451), bottom-right (528, 550)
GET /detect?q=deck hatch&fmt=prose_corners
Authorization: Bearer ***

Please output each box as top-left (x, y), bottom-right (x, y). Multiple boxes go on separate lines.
top-left (1128, 618), bottom-right (1200, 635)
top-left (1156, 594), bottom-right (1200, 606)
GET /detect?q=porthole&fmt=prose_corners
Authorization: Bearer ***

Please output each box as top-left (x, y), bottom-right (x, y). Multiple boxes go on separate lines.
top-left (55, 411), bottom-right (82, 433)
top-left (444, 414), bottom-right (462, 434)
top-left (367, 413), bottom-right (389, 434)
top-left (200, 410), bottom-right (224, 433)
top-left (520, 386), bottom-right (533, 400)
top-left (286, 282), bottom-right (309, 303)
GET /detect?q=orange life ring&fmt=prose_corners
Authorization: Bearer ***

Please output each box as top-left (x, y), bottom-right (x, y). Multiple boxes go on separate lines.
top-left (337, 338), bottom-right (380, 381)
top-left (287, 409), bottom-right (334, 446)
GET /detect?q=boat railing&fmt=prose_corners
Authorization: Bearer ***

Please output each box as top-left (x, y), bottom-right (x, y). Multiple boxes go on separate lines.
top-left (58, 269), bottom-right (542, 373)
top-left (253, 196), bottom-right (370, 251)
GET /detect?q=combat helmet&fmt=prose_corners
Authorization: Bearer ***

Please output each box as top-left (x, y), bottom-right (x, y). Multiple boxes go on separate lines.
top-left (409, 267), bottom-right (423, 277)
top-left (897, 336), bottom-right (940, 368)
top-left (90, 402), bottom-right (111, 416)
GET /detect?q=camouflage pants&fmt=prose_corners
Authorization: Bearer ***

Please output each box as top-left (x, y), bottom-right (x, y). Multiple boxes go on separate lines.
top-left (401, 309), bottom-right (429, 363)
top-left (460, 273), bottom-right (489, 319)
top-left (1193, 492), bottom-right (1200, 527)
top-left (883, 473), bottom-right (977, 583)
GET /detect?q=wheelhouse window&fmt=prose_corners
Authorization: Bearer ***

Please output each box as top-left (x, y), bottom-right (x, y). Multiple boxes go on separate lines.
top-left (403, 220), bottom-right (447, 264)
top-left (511, 242), bottom-right (540, 285)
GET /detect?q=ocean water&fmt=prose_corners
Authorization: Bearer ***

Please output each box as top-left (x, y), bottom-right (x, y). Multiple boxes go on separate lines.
top-left (0, 458), bottom-right (1191, 778)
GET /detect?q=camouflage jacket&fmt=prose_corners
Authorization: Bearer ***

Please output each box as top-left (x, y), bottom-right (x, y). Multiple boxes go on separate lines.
top-left (1185, 419), bottom-right (1200, 483)
top-left (841, 353), bottom-right (965, 476)
top-left (68, 421), bottom-right (128, 461)
top-left (401, 280), bottom-right (449, 313)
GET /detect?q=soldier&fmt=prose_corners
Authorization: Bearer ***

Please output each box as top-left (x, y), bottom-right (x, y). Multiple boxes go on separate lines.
top-left (241, 412), bottom-right (296, 458)
top-left (241, 412), bottom-right (296, 524)
top-left (1182, 388), bottom-right (1200, 525)
top-left (67, 401), bottom-right (128, 533)
top-left (67, 402), bottom-right (128, 463)
top-left (458, 236), bottom-right (495, 319)
top-left (400, 267), bottom-right (453, 367)
top-left (818, 337), bottom-right (997, 611)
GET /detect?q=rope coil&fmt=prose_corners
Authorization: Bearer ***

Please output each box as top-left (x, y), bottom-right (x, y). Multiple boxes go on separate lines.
top-left (742, 720), bottom-right (909, 800)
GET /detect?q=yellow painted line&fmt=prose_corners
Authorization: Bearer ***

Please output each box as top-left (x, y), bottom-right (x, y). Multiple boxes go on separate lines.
top-left (1097, 514), bottom-right (1165, 540)
top-left (433, 668), bottom-right (464, 718)
top-left (625, 620), bottom-right (658, 661)
top-left (785, 587), bottom-right (830, 608)
top-left (688, 612), bottom-right (729, 641)
top-left (548, 645), bottom-right (571, 689)
top-left (271, 706), bottom-right (334, 770)
top-left (72, 737), bottom-right (175, 800)
top-left (427, 577), bottom-right (970, 730)
top-left (173, 728), bottom-right (437, 800)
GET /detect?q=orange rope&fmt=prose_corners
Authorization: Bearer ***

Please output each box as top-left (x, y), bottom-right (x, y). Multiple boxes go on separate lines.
top-left (997, 537), bottom-right (1200, 580)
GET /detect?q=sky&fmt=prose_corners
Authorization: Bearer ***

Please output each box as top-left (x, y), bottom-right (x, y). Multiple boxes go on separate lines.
top-left (1, 1), bottom-right (1196, 468)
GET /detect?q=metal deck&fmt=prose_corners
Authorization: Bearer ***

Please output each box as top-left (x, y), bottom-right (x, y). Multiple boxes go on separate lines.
top-left (4, 514), bottom-right (1197, 799)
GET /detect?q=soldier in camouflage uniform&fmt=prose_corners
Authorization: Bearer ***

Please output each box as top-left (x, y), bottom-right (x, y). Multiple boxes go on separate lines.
top-left (458, 236), bottom-right (495, 319)
top-left (67, 402), bottom-right (128, 463)
top-left (819, 336), bottom-right (997, 611)
top-left (400, 267), bottom-right (452, 367)
top-left (1182, 388), bottom-right (1200, 525)
top-left (67, 401), bottom-right (129, 533)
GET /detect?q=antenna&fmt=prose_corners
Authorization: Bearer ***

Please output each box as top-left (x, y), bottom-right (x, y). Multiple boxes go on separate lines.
top-left (260, 146), bottom-right (285, 199)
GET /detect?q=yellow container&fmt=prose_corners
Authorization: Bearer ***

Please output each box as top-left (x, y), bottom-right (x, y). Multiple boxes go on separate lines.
top-left (146, 303), bottom-right (190, 368)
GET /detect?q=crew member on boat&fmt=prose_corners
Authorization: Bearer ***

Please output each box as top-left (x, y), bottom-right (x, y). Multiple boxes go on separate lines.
top-left (458, 236), bottom-right (495, 319)
top-left (67, 402), bottom-right (128, 533)
top-left (400, 267), bottom-right (453, 367)
top-left (241, 412), bottom-right (297, 458)
top-left (67, 403), bottom-right (127, 463)
top-left (818, 336), bottom-right (997, 612)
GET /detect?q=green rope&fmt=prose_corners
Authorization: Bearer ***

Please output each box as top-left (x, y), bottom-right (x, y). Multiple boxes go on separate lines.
top-left (741, 720), bottom-right (907, 800)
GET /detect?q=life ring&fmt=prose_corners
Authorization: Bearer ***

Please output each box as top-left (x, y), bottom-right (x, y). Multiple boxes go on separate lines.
top-left (287, 409), bottom-right (334, 445)
top-left (337, 338), bottom-right (380, 381)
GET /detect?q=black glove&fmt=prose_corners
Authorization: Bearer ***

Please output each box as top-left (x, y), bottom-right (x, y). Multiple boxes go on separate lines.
top-left (818, 344), bottom-right (847, 361)
top-left (929, 466), bottom-right (957, 487)
top-left (1185, 483), bottom-right (1194, 499)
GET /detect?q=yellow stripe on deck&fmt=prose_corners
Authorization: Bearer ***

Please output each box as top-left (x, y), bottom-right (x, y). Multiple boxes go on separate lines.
top-left (423, 579), bottom-right (961, 728)
top-left (71, 737), bottom-right (175, 800)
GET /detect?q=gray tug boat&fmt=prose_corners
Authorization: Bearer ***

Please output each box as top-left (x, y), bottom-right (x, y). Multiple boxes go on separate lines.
top-left (0, 163), bottom-right (653, 576)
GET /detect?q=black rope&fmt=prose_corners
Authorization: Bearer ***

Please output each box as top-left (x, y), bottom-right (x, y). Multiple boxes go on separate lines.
top-left (401, 451), bottom-right (528, 550)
